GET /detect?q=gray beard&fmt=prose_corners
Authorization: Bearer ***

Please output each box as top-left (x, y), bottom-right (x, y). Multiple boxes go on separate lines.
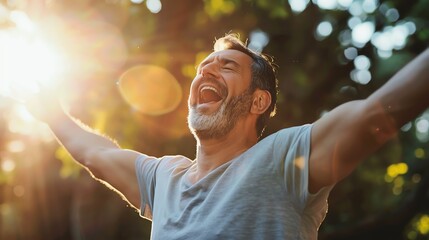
top-left (187, 88), bottom-right (253, 140)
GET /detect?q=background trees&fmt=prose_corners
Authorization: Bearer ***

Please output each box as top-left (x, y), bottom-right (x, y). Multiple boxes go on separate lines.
top-left (0, 0), bottom-right (428, 239)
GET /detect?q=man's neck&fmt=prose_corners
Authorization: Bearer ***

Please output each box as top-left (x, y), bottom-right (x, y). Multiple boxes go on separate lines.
top-left (191, 125), bottom-right (258, 182)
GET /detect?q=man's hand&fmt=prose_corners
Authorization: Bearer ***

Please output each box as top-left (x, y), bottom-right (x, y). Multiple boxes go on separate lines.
top-left (23, 84), bottom-right (64, 124)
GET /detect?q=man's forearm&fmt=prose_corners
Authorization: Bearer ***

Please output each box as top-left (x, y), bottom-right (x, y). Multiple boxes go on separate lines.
top-left (48, 111), bottom-right (120, 167)
top-left (37, 104), bottom-right (141, 208)
top-left (368, 48), bottom-right (429, 128)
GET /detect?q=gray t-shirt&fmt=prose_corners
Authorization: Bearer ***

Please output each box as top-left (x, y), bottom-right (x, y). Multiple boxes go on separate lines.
top-left (135, 124), bottom-right (332, 239)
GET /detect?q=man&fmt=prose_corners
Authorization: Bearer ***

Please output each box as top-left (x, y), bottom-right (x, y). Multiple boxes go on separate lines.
top-left (26, 34), bottom-right (429, 239)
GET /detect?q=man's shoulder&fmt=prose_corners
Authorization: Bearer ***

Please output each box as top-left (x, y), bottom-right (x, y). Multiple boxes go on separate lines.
top-left (262, 124), bottom-right (312, 143)
top-left (157, 155), bottom-right (193, 170)
top-left (136, 154), bottom-right (192, 171)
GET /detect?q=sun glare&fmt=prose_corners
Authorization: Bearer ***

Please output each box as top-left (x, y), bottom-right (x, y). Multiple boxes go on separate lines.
top-left (0, 10), bottom-right (64, 102)
top-left (118, 64), bottom-right (183, 116)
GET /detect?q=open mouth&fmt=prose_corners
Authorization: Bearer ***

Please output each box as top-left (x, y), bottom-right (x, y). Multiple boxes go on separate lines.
top-left (199, 86), bottom-right (223, 104)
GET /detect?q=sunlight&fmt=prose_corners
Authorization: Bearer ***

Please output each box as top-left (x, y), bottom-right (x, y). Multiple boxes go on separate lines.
top-left (6, 104), bottom-right (54, 141)
top-left (0, 10), bottom-right (64, 102)
top-left (293, 156), bottom-right (305, 170)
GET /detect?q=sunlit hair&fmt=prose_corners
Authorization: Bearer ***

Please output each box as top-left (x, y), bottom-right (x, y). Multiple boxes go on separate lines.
top-left (213, 33), bottom-right (278, 137)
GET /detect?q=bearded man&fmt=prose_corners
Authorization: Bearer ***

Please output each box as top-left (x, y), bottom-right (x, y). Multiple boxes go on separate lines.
top-left (25, 34), bottom-right (429, 239)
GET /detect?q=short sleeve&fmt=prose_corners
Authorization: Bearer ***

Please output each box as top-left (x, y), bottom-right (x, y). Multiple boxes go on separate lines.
top-left (135, 154), bottom-right (161, 219)
top-left (274, 124), bottom-right (313, 206)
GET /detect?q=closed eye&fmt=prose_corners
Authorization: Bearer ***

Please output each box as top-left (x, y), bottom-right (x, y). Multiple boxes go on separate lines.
top-left (220, 57), bottom-right (240, 72)
top-left (222, 64), bottom-right (236, 71)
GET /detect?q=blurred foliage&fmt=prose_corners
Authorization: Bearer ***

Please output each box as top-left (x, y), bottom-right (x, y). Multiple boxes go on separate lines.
top-left (0, 0), bottom-right (429, 239)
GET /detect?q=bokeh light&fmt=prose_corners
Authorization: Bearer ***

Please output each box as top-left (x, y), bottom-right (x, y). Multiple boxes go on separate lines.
top-left (348, 1), bottom-right (363, 16)
top-left (361, 0), bottom-right (378, 13)
top-left (351, 21), bottom-right (375, 47)
top-left (347, 16), bottom-right (361, 29)
top-left (1, 158), bottom-right (16, 173)
top-left (414, 148), bottom-right (425, 159)
top-left (314, 0), bottom-right (337, 10)
top-left (248, 29), bottom-right (269, 52)
top-left (386, 162), bottom-right (408, 179)
top-left (337, 0), bottom-right (353, 9)
top-left (288, 0), bottom-right (310, 13)
top-left (146, 0), bottom-right (162, 13)
top-left (118, 65), bottom-right (182, 116)
top-left (416, 215), bottom-right (429, 235)
top-left (415, 111), bottom-right (429, 142)
top-left (6, 140), bottom-right (25, 153)
top-left (371, 21), bottom-right (416, 58)
top-left (344, 47), bottom-right (358, 60)
top-left (354, 55), bottom-right (371, 70)
top-left (416, 119), bottom-right (429, 133)
top-left (316, 21), bottom-right (333, 40)
top-left (401, 122), bottom-right (412, 132)
top-left (385, 8), bottom-right (400, 22)
top-left (350, 68), bottom-right (371, 84)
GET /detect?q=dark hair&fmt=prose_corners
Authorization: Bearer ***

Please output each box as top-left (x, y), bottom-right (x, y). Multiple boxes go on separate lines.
top-left (213, 33), bottom-right (278, 137)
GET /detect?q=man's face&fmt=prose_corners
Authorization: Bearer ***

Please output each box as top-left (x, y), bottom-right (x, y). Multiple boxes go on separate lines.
top-left (187, 49), bottom-right (254, 139)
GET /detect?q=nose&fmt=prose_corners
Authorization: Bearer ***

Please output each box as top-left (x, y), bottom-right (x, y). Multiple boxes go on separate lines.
top-left (200, 62), bottom-right (219, 79)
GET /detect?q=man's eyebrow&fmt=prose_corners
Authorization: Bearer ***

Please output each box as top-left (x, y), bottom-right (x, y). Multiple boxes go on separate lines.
top-left (196, 55), bottom-right (241, 70)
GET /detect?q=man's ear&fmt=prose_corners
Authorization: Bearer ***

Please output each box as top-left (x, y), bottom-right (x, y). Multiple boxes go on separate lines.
top-left (251, 89), bottom-right (271, 115)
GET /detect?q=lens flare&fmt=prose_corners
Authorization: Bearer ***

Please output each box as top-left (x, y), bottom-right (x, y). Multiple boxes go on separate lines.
top-left (118, 65), bottom-right (182, 116)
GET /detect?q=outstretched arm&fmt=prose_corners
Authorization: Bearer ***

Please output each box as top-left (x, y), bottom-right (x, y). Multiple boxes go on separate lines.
top-left (309, 49), bottom-right (429, 193)
top-left (25, 91), bottom-right (141, 209)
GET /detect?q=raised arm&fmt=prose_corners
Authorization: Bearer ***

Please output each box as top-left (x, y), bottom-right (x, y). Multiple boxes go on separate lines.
top-left (26, 91), bottom-right (142, 209)
top-left (309, 48), bottom-right (429, 193)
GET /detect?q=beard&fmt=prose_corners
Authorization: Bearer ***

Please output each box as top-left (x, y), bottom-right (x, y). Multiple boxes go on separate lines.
top-left (187, 87), bottom-right (254, 140)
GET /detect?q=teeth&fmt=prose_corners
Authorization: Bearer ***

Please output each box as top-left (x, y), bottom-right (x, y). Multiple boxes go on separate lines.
top-left (199, 85), bottom-right (222, 104)
top-left (200, 86), bottom-right (219, 94)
